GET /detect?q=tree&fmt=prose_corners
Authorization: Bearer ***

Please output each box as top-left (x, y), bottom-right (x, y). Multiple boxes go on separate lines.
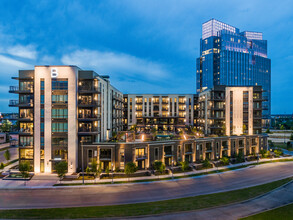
top-left (0, 162), bottom-right (4, 169)
top-left (153, 161), bottom-right (165, 175)
top-left (86, 166), bottom-right (91, 174)
top-left (91, 160), bottom-right (97, 173)
top-left (4, 149), bottom-right (10, 163)
top-left (260, 149), bottom-right (270, 158)
top-left (151, 127), bottom-right (157, 140)
top-left (202, 159), bottom-right (211, 169)
top-left (55, 161), bottom-right (68, 181)
top-left (96, 163), bottom-right (102, 179)
top-left (265, 128), bottom-right (271, 134)
top-left (124, 162), bottom-right (137, 181)
top-left (0, 119), bottom-right (12, 132)
top-left (290, 133), bottom-right (293, 141)
top-left (236, 152), bottom-right (245, 163)
top-left (19, 161), bottom-right (31, 185)
top-left (220, 156), bottom-right (230, 166)
top-left (274, 149), bottom-right (283, 157)
top-left (105, 166), bottom-right (110, 176)
top-left (180, 161), bottom-right (189, 174)
top-left (280, 125), bottom-right (285, 130)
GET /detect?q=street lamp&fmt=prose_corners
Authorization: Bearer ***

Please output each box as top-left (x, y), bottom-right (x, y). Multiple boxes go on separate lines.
top-left (81, 140), bottom-right (84, 185)
top-left (216, 154), bottom-right (219, 172)
top-left (111, 162), bottom-right (114, 184)
top-left (172, 159), bottom-right (174, 180)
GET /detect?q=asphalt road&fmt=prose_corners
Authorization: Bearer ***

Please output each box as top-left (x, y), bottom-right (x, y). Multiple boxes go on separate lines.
top-left (1, 162), bottom-right (293, 210)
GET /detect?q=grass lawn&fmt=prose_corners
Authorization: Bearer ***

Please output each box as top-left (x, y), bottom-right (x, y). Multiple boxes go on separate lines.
top-left (274, 143), bottom-right (293, 151)
top-left (242, 202), bottom-right (293, 220)
top-left (0, 178), bottom-right (291, 219)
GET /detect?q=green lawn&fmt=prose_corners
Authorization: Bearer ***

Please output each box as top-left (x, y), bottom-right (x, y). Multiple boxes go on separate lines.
top-left (0, 178), bottom-right (291, 219)
top-left (242, 202), bottom-right (293, 220)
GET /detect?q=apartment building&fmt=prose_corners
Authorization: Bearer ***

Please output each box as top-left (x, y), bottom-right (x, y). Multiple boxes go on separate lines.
top-left (123, 94), bottom-right (195, 132)
top-left (197, 86), bottom-right (263, 136)
top-left (82, 134), bottom-right (268, 170)
top-left (9, 65), bottom-right (123, 173)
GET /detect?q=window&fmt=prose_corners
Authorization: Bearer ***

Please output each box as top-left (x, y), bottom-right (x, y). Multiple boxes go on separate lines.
top-left (41, 95), bottom-right (44, 104)
top-left (20, 136), bottom-right (33, 146)
top-left (52, 109), bottom-right (68, 118)
top-left (154, 147), bottom-right (159, 160)
top-left (52, 123), bottom-right (68, 132)
top-left (41, 122), bottom-right (44, 132)
top-left (52, 80), bottom-right (68, 90)
top-left (52, 95), bottom-right (68, 103)
top-left (52, 138), bottom-right (68, 146)
top-left (41, 80), bottom-right (44, 90)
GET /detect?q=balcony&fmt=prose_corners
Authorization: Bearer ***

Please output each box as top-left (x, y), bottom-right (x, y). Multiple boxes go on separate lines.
top-left (113, 104), bottom-right (122, 110)
top-left (78, 86), bottom-right (101, 94)
top-left (113, 95), bottom-right (123, 102)
top-left (9, 100), bottom-right (33, 107)
top-left (9, 86), bottom-right (33, 94)
top-left (19, 114), bottom-right (34, 121)
top-left (136, 154), bottom-right (147, 160)
top-left (78, 114), bottom-right (101, 121)
top-left (222, 145), bottom-right (228, 150)
top-left (210, 96), bottom-right (225, 101)
top-left (78, 127), bottom-right (100, 135)
top-left (100, 155), bottom-right (111, 161)
top-left (19, 128), bottom-right (33, 135)
top-left (78, 100), bottom-right (100, 107)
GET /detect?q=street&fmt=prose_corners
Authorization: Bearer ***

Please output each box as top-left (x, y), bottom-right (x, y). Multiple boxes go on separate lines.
top-left (0, 161), bottom-right (293, 210)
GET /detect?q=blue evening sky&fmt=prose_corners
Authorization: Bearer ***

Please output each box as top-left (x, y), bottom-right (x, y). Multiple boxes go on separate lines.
top-left (0, 0), bottom-right (292, 113)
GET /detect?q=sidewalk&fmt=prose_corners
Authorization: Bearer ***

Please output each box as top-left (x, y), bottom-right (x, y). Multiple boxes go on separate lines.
top-left (1, 156), bottom-right (292, 189)
top-left (0, 143), bottom-right (11, 150)
top-left (57, 156), bottom-right (293, 185)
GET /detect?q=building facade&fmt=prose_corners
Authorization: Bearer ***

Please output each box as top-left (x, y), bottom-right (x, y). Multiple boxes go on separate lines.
top-left (123, 94), bottom-right (195, 132)
top-left (82, 135), bottom-right (268, 170)
top-left (196, 86), bottom-right (262, 136)
top-left (196, 19), bottom-right (271, 126)
top-left (9, 65), bottom-right (123, 173)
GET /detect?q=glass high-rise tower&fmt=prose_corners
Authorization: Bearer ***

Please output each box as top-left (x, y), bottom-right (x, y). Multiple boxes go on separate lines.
top-left (196, 19), bottom-right (271, 126)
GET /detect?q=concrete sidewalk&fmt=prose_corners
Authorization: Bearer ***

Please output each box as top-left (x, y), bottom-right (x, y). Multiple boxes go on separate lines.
top-left (133, 180), bottom-right (293, 220)
top-left (0, 157), bottom-right (292, 189)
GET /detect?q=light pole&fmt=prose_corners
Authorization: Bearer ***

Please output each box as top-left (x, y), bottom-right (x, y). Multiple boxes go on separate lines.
top-left (172, 159), bottom-right (174, 180)
top-left (216, 154), bottom-right (219, 172)
top-left (111, 162), bottom-right (114, 184)
top-left (81, 140), bottom-right (84, 185)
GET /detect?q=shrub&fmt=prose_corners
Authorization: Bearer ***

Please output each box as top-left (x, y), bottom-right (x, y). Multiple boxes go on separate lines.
top-left (274, 149), bottom-right (283, 157)
top-left (19, 161), bottom-right (31, 179)
top-left (4, 149), bottom-right (10, 162)
top-left (0, 162), bottom-right (4, 169)
top-left (91, 160), bottom-right (97, 173)
top-left (260, 149), bottom-right (271, 158)
top-left (86, 166), bottom-right (91, 174)
top-left (202, 159), bottom-right (211, 169)
top-left (180, 161), bottom-right (189, 172)
top-left (220, 156), bottom-right (230, 165)
top-left (124, 162), bottom-right (137, 181)
top-left (55, 161), bottom-right (68, 181)
top-left (153, 161), bottom-right (165, 174)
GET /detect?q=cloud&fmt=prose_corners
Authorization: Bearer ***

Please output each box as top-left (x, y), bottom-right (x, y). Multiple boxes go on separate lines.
top-left (61, 49), bottom-right (170, 80)
top-left (0, 55), bottom-right (31, 69)
top-left (6, 45), bottom-right (37, 59)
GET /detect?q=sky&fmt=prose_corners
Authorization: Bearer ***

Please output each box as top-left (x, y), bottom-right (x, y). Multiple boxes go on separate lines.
top-left (0, 0), bottom-right (292, 114)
